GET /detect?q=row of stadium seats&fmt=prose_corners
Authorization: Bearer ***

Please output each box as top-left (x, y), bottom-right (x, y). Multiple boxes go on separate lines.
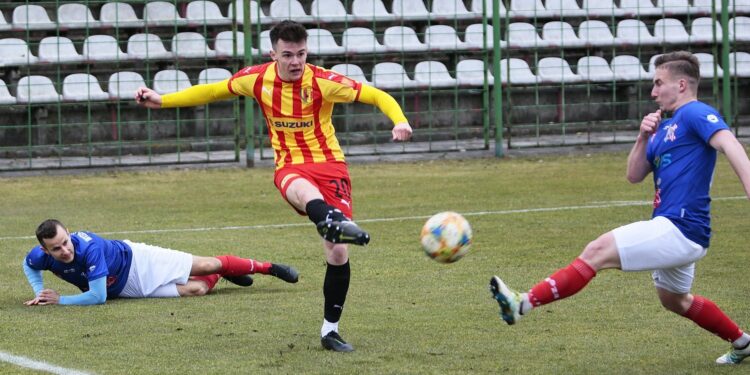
top-left (2, 51), bottom-right (747, 105)
top-left (3, 0), bottom-right (749, 31)
top-left (2, 17), bottom-right (747, 66)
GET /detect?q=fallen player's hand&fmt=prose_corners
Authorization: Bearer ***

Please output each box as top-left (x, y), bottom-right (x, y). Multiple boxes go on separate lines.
top-left (392, 122), bottom-right (413, 142)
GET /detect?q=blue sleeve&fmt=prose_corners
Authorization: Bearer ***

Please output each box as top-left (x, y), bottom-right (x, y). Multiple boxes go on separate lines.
top-left (22, 261), bottom-right (44, 296)
top-left (58, 276), bottom-right (108, 305)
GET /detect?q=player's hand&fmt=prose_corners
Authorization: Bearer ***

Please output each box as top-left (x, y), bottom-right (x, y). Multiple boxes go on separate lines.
top-left (135, 87), bottom-right (162, 109)
top-left (23, 296), bottom-right (42, 306)
top-left (35, 289), bottom-right (61, 305)
top-left (639, 109), bottom-right (662, 139)
top-left (392, 122), bottom-right (413, 142)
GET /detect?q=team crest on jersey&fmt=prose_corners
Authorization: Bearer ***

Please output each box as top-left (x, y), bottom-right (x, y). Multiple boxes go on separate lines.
top-left (707, 114), bottom-right (719, 123)
top-left (663, 124), bottom-right (678, 142)
top-left (300, 87), bottom-right (313, 104)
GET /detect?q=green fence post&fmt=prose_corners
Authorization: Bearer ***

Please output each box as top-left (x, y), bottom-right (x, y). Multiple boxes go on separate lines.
top-left (492, 0), bottom-right (504, 157)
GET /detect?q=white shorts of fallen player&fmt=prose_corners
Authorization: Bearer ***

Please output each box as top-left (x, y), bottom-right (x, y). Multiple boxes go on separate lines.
top-left (613, 216), bottom-right (707, 294)
top-left (119, 240), bottom-right (193, 298)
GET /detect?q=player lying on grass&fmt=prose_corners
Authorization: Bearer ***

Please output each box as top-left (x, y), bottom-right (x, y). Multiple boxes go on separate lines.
top-left (489, 51), bottom-right (750, 365)
top-left (23, 219), bottom-right (299, 306)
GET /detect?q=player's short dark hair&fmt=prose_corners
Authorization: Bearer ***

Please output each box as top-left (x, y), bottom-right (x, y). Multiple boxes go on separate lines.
top-left (654, 51), bottom-right (700, 87)
top-left (36, 219), bottom-right (65, 246)
top-left (269, 20), bottom-right (308, 48)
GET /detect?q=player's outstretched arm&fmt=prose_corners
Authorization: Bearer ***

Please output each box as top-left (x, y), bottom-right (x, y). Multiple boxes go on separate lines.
top-left (357, 85), bottom-right (412, 142)
top-left (710, 130), bottom-right (750, 199)
top-left (135, 87), bottom-right (162, 109)
top-left (135, 80), bottom-right (236, 110)
top-left (26, 278), bottom-right (108, 306)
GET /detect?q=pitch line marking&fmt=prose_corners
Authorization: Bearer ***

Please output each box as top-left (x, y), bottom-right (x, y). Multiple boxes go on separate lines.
top-left (0, 351), bottom-right (93, 375)
top-left (0, 196), bottom-right (745, 241)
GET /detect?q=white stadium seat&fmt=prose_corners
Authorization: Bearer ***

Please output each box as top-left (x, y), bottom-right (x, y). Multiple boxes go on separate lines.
top-left (510, 0), bottom-right (553, 18)
top-left (198, 68), bottom-right (233, 84)
top-left (186, 0), bottom-right (230, 26)
top-left (0, 11), bottom-right (10, 31)
top-left (0, 79), bottom-right (15, 104)
top-left (342, 27), bottom-right (387, 53)
top-left (414, 60), bottom-right (457, 88)
top-left (657, 0), bottom-right (691, 16)
top-left (537, 57), bottom-right (583, 83)
top-left (38, 36), bottom-right (84, 64)
top-left (153, 70), bottom-right (193, 95)
top-left (127, 34), bottom-right (173, 60)
top-left (690, 17), bottom-right (722, 43)
top-left (507, 22), bottom-right (551, 49)
top-left (143, 1), bottom-right (187, 27)
top-left (307, 29), bottom-right (346, 55)
top-left (229, 0), bottom-right (271, 24)
top-left (499, 58), bottom-right (538, 85)
top-left (582, 0), bottom-right (623, 17)
top-left (259, 30), bottom-right (272, 55)
top-left (546, 0), bottom-right (587, 18)
top-left (654, 18), bottom-right (690, 44)
top-left (330, 63), bottom-right (372, 85)
top-left (172, 32), bottom-right (216, 58)
top-left (384, 26), bottom-right (428, 52)
top-left (391, 0), bottom-right (430, 20)
top-left (456, 59), bottom-right (494, 86)
top-left (577, 56), bottom-right (615, 82)
top-left (616, 19), bottom-right (659, 45)
top-left (690, 0), bottom-right (723, 15)
top-left (108, 71), bottom-right (147, 100)
top-left (371, 62), bottom-right (417, 89)
top-left (694, 52), bottom-right (723, 78)
top-left (215, 31), bottom-right (258, 57)
top-left (311, 0), bottom-right (352, 22)
top-left (543, 21), bottom-right (585, 48)
top-left (351, 0), bottom-right (396, 21)
top-left (619, 0), bottom-right (661, 16)
top-left (100, 2), bottom-right (144, 28)
top-left (62, 73), bottom-right (109, 101)
top-left (578, 20), bottom-right (616, 47)
top-left (424, 25), bottom-right (468, 51)
top-left (269, 0), bottom-right (314, 22)
top-left (465, 23), bottom-right (496, 49)
top-left (431, 0), bottom-right (478, 20)
top-left (57, 3), bottom-right (100, 29)
top-left (17, 76), bottom-right (62, 103)
top-left (470, 0), bottom-right (507, 18)
top-left (83, 35), bottom-right (128, 62)
top-left (729, 17), bottom-right (750, 42)
top-left (12, 5), bottom-right (56, 30)
top-left (611, 55), bottom-right (652, 81)
top-left (0, 38), bottom-right (38, 66)
top-left (728, 52), bottom-right (750, 77)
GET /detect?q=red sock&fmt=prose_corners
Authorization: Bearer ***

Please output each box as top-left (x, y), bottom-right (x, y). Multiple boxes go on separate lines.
top-left (216, 255), bottom-right (271, 276)
top-left (683, 295), bottom-right (743, 342)
top-left (527, 257), bottom-right (597, 307)
top-left (191, 274), bottom-right (220, 291)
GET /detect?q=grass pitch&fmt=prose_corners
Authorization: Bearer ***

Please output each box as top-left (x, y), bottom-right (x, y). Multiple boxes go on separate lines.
top-left (0, 151), bottom-right (748, 374)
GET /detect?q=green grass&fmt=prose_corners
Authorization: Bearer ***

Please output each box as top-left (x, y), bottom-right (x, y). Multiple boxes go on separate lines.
top-left (1, 152), bottom-right (749, 374)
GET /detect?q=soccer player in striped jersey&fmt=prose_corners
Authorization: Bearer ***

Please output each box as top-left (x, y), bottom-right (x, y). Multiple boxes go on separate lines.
top-left (24, 219), bottom-right (299, 306)
top-left (489, 51), bottom-right (750, 364)
top-left (135, 20), bottom-right (413, 352)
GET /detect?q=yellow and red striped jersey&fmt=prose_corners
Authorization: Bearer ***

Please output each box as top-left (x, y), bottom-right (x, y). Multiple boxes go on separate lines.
top-left (228, 62), bottom-right (361, 169)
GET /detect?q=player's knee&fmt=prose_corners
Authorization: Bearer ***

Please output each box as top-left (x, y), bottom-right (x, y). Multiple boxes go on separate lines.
top-left (579, 237), bottom-right (617, 270)
top-left (326, 244), bottom-right (348, 265)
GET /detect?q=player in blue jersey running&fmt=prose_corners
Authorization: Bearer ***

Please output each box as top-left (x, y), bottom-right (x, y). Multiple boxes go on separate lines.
top-left (24, 219), bottom-right (299, 306)
top-left (489, 51), bottom-right (750, 365)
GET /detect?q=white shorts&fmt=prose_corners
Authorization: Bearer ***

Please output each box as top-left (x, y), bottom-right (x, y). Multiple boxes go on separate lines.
top-left (119, 240), bottom-right (193, 298)
top-left (613, 216), bottom-right (707, 294)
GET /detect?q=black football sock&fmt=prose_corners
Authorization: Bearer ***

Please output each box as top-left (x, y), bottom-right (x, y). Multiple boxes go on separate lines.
top-left (323, 261), bottom-right (351, 323)
top-left (305, 199), bottom-right (346, 224)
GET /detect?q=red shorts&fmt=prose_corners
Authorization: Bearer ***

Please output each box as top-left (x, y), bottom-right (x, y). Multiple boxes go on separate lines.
top-left (274, 162), bottom-right (354, 219)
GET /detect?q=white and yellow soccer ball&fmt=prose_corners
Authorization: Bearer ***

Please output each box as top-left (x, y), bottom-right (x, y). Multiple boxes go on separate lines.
top-left (420, 211), bottom-right (472, 263)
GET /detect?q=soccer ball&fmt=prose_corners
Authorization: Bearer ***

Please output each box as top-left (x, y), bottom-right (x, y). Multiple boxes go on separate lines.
top-left (420, 211), bottom-right (472, 263)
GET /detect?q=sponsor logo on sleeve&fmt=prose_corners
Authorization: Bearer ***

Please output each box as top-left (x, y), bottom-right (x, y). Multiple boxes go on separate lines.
top-left (707, 114), bottom-right (719, 123)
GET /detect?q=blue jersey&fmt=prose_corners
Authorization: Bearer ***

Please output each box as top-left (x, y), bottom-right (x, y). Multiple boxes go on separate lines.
top-left (646, 101), bottom-right (729, 248)
top-left (25, 231), bottom-right (132, 297)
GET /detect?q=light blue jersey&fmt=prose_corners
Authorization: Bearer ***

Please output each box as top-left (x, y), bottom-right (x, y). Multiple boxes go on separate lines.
top-left (646, 101), bottom-right (729, 247)
top-left (25, 231), bottom-right (132, 297)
